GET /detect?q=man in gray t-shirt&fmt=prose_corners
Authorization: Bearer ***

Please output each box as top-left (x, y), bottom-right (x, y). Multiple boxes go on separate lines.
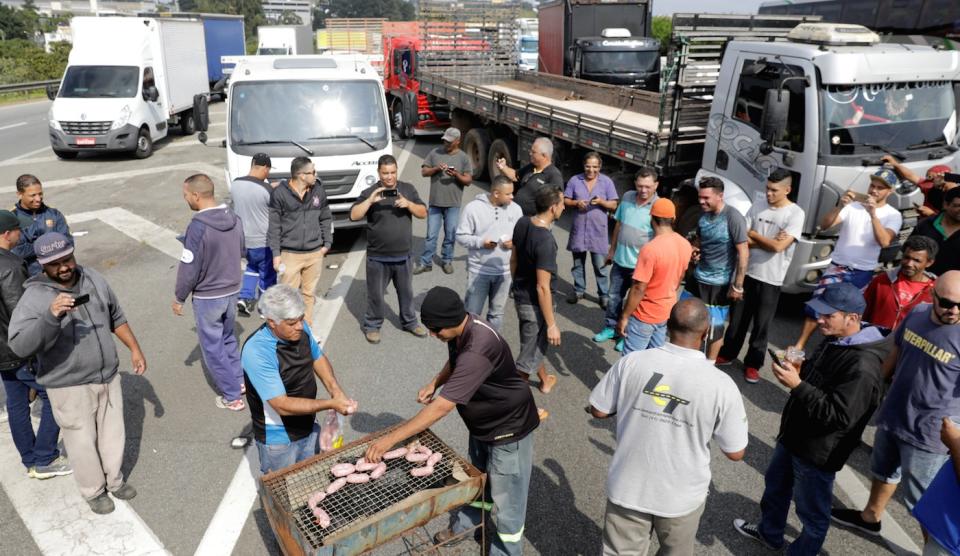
top-left (230, 153), bottom-right (277, 316)
top-left (590, 298), bottom-right (748, 555)
top-left (415, 128), bottom-right (473, 275)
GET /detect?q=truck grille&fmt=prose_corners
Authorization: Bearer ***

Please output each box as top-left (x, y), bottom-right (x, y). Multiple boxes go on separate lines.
top-left (317, 170), bottom-right (360, 196)
top-left (60, 121), bottom-right (111, 135)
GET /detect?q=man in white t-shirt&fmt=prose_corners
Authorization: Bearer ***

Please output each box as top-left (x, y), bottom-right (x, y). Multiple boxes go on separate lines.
top-left (589, 298), bottom-right (749, 555)
top-left (717, 168), bottom-right (805, 384)
top-left (792, 168), bottom-right (902, 350)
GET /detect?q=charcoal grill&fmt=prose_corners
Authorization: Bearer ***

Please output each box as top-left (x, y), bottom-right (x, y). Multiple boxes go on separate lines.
top-left (259, 425), bottom-right (485, 555)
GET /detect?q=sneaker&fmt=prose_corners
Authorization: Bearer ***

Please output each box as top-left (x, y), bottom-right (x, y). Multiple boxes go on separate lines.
top-left (441, 262), bottom-right (454, 274)
top-left (614, 338), bottom-right (625, 352)
top-left (566, 292), bottom-right (583, 304)
top-left (593, 327), bottom-right (617, 343)
top-left (413, 264), bottom-right (432, 275)
top-left (0, 407), bottom-right (7, 424)
top-left (715, 355), bottom-right (734, 367)
top-left (408, 325), bottom-right (428, 338)
top-left (87, 492), bottom-right (115, 515)
top-left (237, 299), bottom-right (254, 317)
top-left (215, 396), bottom-right (246, 411)
top-left (29, 456), bottom-right (73, 479)
top-left (110, 483), bottom-right (137, 500)
top-left (364, 330), bottom-right (381, 344)
top-left (830, 508), bottom-right (881, 536)
top-left (744, 367), bottom-right (760, 384)
top-left (733, 519), bottom-right (781, 550)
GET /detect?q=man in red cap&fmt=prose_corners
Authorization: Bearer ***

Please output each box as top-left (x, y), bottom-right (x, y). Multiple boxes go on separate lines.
top-left (883, 156), bottom-right (957, 217)
top-left (617, 198), bottom-right (693, 354)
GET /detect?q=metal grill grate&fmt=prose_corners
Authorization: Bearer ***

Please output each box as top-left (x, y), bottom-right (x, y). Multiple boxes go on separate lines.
top-left (261, 429), bottom-right (471, 549)
top-left (60, 121), bottom-right (112, 135)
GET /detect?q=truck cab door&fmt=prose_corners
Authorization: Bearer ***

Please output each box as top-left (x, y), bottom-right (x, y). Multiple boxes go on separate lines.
top-left (142, 66), bottom-right (165, 138)
top-left (707, 54), bottom-right (816, 208)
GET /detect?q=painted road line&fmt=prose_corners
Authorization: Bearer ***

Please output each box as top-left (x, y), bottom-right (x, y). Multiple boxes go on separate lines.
top-left (68, 207), bottom-right (184, 260)
top-left (193, 140), bottom-right (415, 556)
top-left (0, 162), bottom-right (224, 194)
top-left (0, 145), bottom-right (53, 167)
top-left (835, 465), bottom-right (921, 556)
top-left (0, 121), bottom-right (27, 131)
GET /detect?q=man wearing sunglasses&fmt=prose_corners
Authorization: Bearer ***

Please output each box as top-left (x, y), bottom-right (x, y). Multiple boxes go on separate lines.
top-left (831, 271), bottom-right (960, 538)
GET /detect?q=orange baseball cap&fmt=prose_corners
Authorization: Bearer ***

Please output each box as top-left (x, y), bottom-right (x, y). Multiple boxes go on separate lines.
top-left (650, 198), bottom-right (676, 218)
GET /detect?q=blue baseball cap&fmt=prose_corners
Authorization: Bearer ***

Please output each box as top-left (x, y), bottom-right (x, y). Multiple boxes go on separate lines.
top-left (806, 282), bottom-right (867, 316)
top-left (871, 168), bottom-right (899, 189)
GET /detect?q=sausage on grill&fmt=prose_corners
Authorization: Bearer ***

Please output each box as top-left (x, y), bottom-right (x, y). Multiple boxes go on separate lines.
top-left (370, 462), bottom-right (388, 479)
top-left (410, 465), bottom-right (435, 477)
top-left (355, 458), bottom-right (379, 472)
top-left (330, 463), bottom-right (356, 477)
top-left (346, 473), bottom-right (371, 483)
top-left (314, 507), bottom-right (332, 529)
top-left (405, 452), bottom-right (430, 463)
top-left (383, 447), bottom-right (408, 460)
top-left (426, 452), bottom-right (443, 467)
top-left (325, 477), bottom-right (347, 494)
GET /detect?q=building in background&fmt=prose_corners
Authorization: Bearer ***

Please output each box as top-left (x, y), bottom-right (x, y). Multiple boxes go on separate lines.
top-left (261, 0), bottom-right (312, 25)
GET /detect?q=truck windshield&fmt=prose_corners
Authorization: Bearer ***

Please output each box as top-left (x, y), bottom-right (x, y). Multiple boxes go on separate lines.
top-left (520, 38), bottom-right (538, 53)
top-left (582, 51), bottom-right (658, 74)
top-left (58, 66), bottom-right (139, 98)
top-left (229, 80), bottom-right (389, 155)
top-left (821, 82), bottom-right (956, 155)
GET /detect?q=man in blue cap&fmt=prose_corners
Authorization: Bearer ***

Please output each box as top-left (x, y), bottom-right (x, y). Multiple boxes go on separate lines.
top-left (733, 282), bottom-right (892, 555)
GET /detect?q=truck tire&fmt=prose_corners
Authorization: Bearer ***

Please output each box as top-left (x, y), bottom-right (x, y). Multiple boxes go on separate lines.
top-left (487, 137), bottom-right (516, 181)
top-left (392, 101), bottom-right (409, 139)
top-left (463, 128), bottom-right (491, 180)
top-left (180, 111), bottom-right (196, 135)
top-left (193, 95), bottom-right (210, 132)
top-left (134, 127), bottom-right (153, 159)
top-left (53, 149), bottom-right (78, 160)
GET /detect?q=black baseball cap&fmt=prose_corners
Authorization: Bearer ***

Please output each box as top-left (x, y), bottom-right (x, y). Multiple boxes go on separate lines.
top-left (0, 210), bottom-right (23, 233)
top-left (806, 282), bottom-right (867, 316)
top-left (251, 153), bottom-right (272, 168)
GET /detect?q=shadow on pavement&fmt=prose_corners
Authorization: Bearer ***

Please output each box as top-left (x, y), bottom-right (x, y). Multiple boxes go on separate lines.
top-left (120, 371), bottom-right (164, 479)
top-left (526, 458), bottom-right (602, 555)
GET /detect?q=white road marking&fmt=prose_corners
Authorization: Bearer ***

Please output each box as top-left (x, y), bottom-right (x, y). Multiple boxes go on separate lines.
top-left (835, 466), bottom-right (921, 555)
top-left (0, 162), bottom-right (224, 194)
top-left (0, 145), bottom-right (53, 167)
top-left (0, 121), bottom-right (27, 131)
top-left (192, 141), bottom-right (415, 556)
top-left (68, 207), bottom-right (184, 260)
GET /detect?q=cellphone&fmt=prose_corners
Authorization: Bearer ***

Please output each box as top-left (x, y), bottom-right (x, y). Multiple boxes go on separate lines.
top-left (944, 172), bottom-right (960, 183)
top-left (382, 189), bottom-right (398, 198)
top-left (446, 166), bottom-right (456, 171)
top-left (73, 293), bottom-right (90, 306)
top-left (767, 348), bottom-right (785, 368)
top-left (850, 191), bottom-right (869, 202)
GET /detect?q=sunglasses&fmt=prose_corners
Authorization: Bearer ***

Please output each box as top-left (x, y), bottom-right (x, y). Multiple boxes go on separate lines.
top-left (934, 291), bottom-right (960, 311)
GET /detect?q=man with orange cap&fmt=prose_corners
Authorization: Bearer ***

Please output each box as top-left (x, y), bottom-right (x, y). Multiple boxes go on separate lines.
top-left (617, 198), bottom-right (693, 354)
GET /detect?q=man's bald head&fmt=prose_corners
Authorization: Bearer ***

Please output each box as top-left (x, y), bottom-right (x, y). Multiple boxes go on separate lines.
top-left (935, 270), bottom-right (960, 298)
top-left (184, 174), bottom-right (215, 198)
top-left (668, 298), bottom-right (709, 339)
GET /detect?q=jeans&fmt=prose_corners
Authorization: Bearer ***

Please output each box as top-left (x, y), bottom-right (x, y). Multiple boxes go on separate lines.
top-left (192, 294), bottom-right (243, 402)
top-left (420, 205), bottom-right (461, 267)
top-left (451, 434), bottom-right (534, 556)
top-left (256, 423), bottom-right (320, 475)
top-left (621, 316), bottom-right (667, 355)
top-left (758, 443), bottom-right (836, 555)
top-left (515, 302), bottom-right (547, 375)
top-left (603, 263), bottom-right (634, 329)
top-left (719, 275), bottom-right (781, 368)
top-left (1, 363), bottom-right (60, 469)
top-left (363, 256), bottom-right (418, 332)
top-left (240, 246), bottom-right (277, 301)
top-left (571, 251), bottom-right (609, 299)
top-left (464, 272), bottom-right (511, 331)
top-left (870, 427), bottom-right (950, 510)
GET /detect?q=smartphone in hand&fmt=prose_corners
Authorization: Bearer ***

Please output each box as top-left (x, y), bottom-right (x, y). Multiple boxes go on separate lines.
top-left (768, 348), bottom-right (785, 368)
top-left (73, 293), bottom-right (91, 307)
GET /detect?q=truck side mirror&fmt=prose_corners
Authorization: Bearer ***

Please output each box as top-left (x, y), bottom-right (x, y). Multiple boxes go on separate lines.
top-left (45, 84), bottom-right (58, 100)
top-left (143, 86), bottom-right (159, 102)
top-left (761, 88), bottom-right (790, 145)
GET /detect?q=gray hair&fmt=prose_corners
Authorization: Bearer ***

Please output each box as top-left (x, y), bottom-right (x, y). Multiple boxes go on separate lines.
top-left (533, 137), bottom-right (554, 159)
top-left (258, 284), bottom-right (307, 321)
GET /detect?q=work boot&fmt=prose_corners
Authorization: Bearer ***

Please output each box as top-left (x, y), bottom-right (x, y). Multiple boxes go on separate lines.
top-left (87, 492), bottom-right (115, 515)
top-left (413, 264), bottom-right (432, 275)
top-left (110, 483), bottom-right (137, 500)
top-left (441, 262), bottom-right (454, 274)
top-left (407, 325), bottom-right (428, 338)
top-left (365, 330), bottom-right (381, 344)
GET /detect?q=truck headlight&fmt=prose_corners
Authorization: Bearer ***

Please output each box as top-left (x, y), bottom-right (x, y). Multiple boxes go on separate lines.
top-left (110, 105), bottom-right (132, 130)
top-left (48, 108), bottom-right (62, 131)
top-left (365, 174), bottom-right (376, 186)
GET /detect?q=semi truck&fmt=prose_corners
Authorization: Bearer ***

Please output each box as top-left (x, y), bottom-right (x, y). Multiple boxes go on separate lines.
top-left (206, 55), bottom-right (391, 229)
top-left (47, 16), bottom-right (211, 160)
top-left (538, 0), bottom-right (659, 90)
top-left (257, 25), bottom-right (314, 55)
top-left (409, 11), bottom-right (960, 293)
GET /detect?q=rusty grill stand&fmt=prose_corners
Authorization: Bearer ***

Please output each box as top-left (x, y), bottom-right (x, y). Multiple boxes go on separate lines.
top-left (258, 426), bottom-right (487, 555)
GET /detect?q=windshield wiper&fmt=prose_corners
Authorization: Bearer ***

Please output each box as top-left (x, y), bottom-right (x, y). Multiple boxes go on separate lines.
top-left (235, 139), bottom-right (314, 156)
top-left (907, 139), bottom-right (947, 150)
top-left (833, 142), bottom-right (905, 160)
top-left (307, 135), bottom-right (377, 151)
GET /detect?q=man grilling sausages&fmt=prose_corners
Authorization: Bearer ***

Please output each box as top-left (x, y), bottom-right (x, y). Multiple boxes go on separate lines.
top-left (365, 286), bottom-right (538, 556)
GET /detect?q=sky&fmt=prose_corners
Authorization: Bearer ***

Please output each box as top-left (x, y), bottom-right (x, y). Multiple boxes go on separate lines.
top-left (652, 0), bottom-right (768, 16)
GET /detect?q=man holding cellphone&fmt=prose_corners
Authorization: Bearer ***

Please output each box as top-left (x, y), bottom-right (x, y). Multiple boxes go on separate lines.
top-left (9, 232), bottom-right (147, 515)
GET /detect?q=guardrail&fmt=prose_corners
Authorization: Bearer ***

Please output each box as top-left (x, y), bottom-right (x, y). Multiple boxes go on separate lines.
top-left (0, 80), bottom-right (60, 94)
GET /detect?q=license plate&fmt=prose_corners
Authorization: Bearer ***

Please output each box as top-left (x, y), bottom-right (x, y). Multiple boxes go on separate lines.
top-left (76, 137), bottom-right (95, 146)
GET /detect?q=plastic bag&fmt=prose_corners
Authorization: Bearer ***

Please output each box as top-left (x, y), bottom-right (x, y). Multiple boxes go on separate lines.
top-left (319, 409), bottom-right (344, 452)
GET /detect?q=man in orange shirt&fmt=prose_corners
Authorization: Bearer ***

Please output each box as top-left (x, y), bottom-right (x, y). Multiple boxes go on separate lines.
top-left (617, 199), bottom-right (693, 355)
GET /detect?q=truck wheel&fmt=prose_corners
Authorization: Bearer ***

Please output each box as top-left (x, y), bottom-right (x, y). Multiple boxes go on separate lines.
top-left (463, 128), bottom-right (491, 180)
top-left (180, 112), bottom-right (196, 135)
top-left (134, 127), bottom-right (153, 159)
top-left (392, 100), bottom-right (413, 139)
top-left (53, 149), bottom-right (77, 160)
top-left (487, 137), bottom-right (516, 181)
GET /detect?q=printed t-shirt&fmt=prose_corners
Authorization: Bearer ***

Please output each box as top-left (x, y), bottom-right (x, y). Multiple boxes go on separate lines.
top-left (612, 191), bottom-right (656, 269)
top-left (632, 231), bottom-right (693, 324)
top-left (352, 181), bottom-right (425, 257)
top-left (695, 205), bottom-right (748, 286)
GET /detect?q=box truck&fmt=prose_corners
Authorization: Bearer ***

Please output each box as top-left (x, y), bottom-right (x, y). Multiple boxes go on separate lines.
top-left (47, 16), bottom-right (211, 159)
top-left (257, 25), bottom-right (314, 55)
top-left (147, 12), bottom-right (246, 92)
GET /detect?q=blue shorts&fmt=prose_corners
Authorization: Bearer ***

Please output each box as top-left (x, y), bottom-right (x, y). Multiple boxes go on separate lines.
top-left (870, 427), bottom-right (950, 510)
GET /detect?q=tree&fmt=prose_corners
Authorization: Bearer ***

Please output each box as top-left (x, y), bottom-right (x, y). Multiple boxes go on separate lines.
top-left (278, 10), bottom-right (303, 25)
top-left (0, 5), bottom-right (31, 40)
top-left (326, 0), bottom-right (413, 21)
top-left (652, 16), bottom-right (671, 55)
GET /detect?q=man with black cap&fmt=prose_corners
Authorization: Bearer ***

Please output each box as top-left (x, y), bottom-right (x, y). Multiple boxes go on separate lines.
top-left (733, 282), bottom-right (891, 554)
top-left (364, 286), bottom-right (538, 556)
top-left (415, 127), bottom-right (474, 275)
top-left (232, 153), bottom-right (277, 316)
top-left (9, 232), bottom-right (147, 515)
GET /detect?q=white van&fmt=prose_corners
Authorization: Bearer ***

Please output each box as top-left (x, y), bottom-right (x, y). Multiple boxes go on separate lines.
top-left (47, 16), bottom-right (210, 159)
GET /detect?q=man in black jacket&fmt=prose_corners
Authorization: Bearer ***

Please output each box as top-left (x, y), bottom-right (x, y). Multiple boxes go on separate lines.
top-left (0, 210), bottom-right (70, 479)
top-left (268, 156), bottom-right (333, 329)
top-left (733, 282), bottom-right (890, 555)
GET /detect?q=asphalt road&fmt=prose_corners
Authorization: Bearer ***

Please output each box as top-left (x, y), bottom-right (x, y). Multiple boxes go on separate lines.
top-left (0, 100), bottom-right (927, 556)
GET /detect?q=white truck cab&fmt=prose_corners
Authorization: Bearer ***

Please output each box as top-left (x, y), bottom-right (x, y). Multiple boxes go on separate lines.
top-left (697, 23), bottom-right (960, 292)
top-left (218, 55), bottom-right (391, 229)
